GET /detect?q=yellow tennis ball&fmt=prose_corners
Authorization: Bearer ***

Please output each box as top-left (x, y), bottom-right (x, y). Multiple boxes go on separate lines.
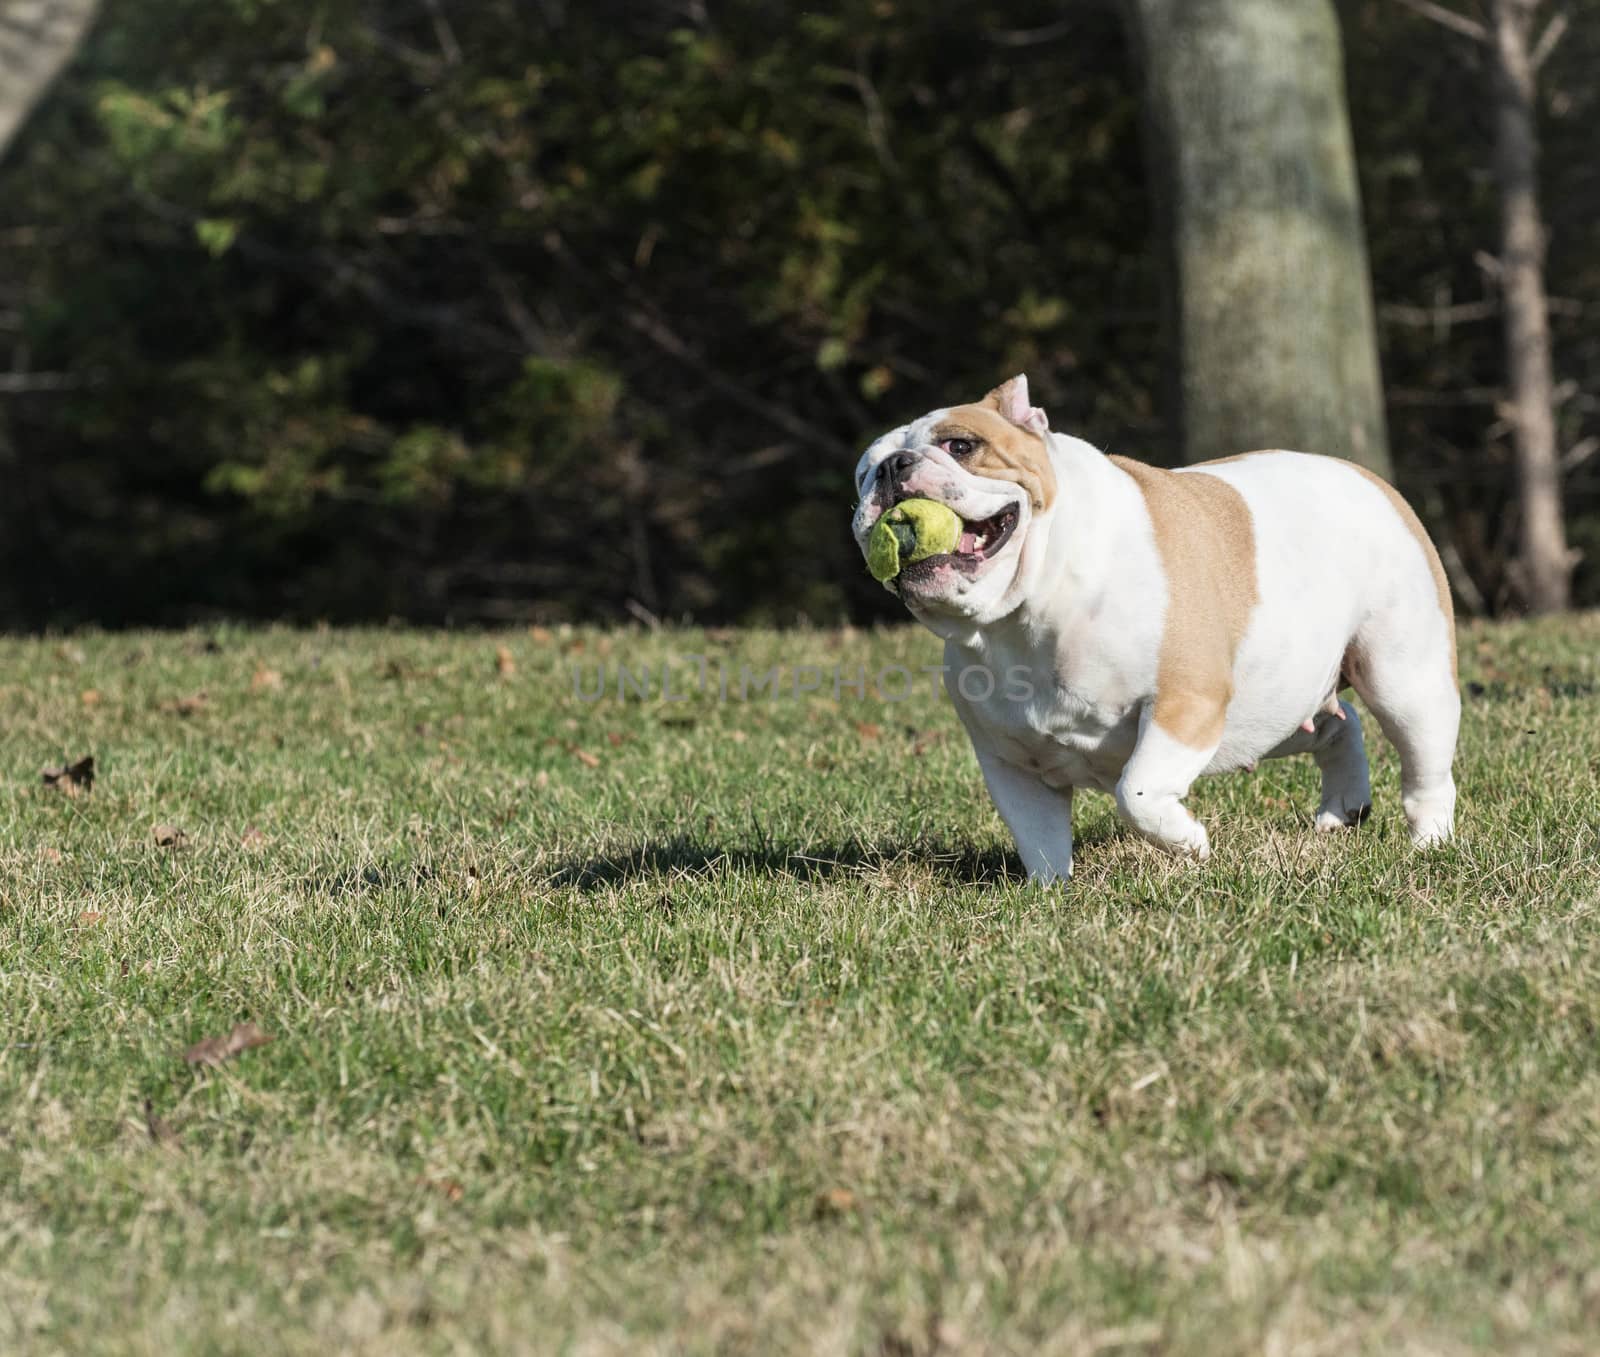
top-left (866, 498), bottom-right (963, 582)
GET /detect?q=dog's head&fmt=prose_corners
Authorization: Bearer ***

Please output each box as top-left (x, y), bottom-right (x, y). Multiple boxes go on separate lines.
top-left (852, 374), bottom-right (1057, 626)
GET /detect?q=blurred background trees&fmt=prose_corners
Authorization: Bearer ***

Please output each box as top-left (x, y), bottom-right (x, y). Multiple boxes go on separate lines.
top-left (0, 0), bottom-right (1595, 628)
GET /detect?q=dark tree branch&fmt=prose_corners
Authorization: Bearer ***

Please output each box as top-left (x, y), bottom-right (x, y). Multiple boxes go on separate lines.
top-left (0, 370), bottom-right (93, 391)
top-left (984, 19), bottom-right (1079, 47)
top-left (623, 308), bottom-right (851, 459)
top-left (1529, 10), bottom-right (1567, 68)
top-left (1393, 0), bottom-right (1490, 42)
top-left (542, 233), bottom-right (854, 459)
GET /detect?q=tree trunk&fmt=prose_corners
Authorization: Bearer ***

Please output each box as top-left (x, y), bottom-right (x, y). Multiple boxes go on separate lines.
top-left (1125, 0), bottom-right (1392, 477)
top-left (1489, 0), bottom-right (1571, 613)
top-left (0, 0), bottom-right (101, 162)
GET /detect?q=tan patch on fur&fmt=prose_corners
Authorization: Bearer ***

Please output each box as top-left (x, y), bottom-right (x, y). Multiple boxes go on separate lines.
top-left (929, 398), bottom-right (1056, 512)
top-left (1346, 464), bottom-right (1457, 677)
top-left (1188, 451), bottom-right (1456, 681)
top-left (1111, 458), bottom-right (1259, 750)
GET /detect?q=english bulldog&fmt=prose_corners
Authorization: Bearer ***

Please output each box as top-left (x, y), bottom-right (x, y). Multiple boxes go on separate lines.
top-left (852, 375), bottom-right (1459, 882)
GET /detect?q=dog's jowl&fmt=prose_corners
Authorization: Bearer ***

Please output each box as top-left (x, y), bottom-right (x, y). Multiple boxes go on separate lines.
top-left (852, 374), bottom-right (1459, 882)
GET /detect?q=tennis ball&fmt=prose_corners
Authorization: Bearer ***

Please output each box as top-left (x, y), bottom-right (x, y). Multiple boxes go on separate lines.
top-left (866, 498), bottom-right (963, 582)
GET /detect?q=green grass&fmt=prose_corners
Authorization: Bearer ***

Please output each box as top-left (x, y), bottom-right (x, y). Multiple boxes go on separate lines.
top-left (3, 618), bottom-right (1600, 1355)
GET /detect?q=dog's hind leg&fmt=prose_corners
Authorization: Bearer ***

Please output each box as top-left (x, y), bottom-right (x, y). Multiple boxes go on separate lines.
top-left (1263, 699), bottom-right (1373, 830)
top-left (1347, 650), bottom-right (1460, 846)
top-left (1339, 471), bottom-right (1460, 846)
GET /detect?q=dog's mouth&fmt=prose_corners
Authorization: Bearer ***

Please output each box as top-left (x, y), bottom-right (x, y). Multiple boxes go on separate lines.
top-left (899, 503), bottom-right (1021, 583)
top-left (954, 505), bottom-right (1020, 560)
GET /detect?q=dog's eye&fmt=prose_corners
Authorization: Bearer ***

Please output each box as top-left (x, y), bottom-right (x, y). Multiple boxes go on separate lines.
top-left (942, 438), bottom-right (976, 458)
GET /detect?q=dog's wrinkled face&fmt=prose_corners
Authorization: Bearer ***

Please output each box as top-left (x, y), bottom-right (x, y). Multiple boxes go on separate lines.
top-left (852, 374), bottom-right (1057, 624)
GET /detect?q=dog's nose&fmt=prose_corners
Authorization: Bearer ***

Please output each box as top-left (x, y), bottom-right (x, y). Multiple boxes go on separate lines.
top-left (878, 451), bottom-right (914, 487)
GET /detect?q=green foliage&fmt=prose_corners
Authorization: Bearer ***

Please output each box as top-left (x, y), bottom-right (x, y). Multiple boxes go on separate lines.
top-left (0, 0), bottom-right (1153, 624)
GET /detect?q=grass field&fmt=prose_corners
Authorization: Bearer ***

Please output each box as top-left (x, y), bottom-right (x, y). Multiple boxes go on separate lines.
top-left (3, 618), bottom-right (1599, 1355)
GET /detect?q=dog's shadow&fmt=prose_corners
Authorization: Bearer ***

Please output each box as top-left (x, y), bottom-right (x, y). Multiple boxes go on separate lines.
top-left (546, 824), bottom-right (1122, 890)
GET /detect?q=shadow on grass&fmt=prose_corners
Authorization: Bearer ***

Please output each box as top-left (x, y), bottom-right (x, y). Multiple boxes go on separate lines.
top-left (1463, 674), bottom-right (1600, 702)
top-left (547, 824), bottom-right (1123, 890)
top-left (299, 841), bottom-right (1029, 895)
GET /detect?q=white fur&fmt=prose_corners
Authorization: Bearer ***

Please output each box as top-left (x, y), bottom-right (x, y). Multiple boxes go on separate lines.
top-left (853, 416), bottom-right (1459, 880)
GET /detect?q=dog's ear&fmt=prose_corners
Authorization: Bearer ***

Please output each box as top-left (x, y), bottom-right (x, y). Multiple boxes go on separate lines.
top-left (984, 374), bottom-right (1049, 437)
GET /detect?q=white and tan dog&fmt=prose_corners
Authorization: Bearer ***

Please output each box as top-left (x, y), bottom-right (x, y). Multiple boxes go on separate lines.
top-left (852, 375), bottom-right (1459, 882)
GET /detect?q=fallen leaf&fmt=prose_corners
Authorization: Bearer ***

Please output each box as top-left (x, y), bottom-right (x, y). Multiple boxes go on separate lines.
top-left (240, 826), bottom-right (268, 850)
top-left (528, 625), bottom-right (554, 645)
top-left (77, 911), bottom-right (104, 927)
top-left (251, 667), bottom-right (283, 692)
top-left (162, 691), bottom-right (208, 717)
top-left (40, 846), bottom-right (63, 863)
top-left (570, 745), bottom-right (601, 768)
top-left (183, 1021), bottom-right (272, 1068)
top-left (855, 721), bottom-right (882, 741)
top-left (419, 1176), bottom-right (465, 1203)
top-left (606, 731), bottom-right (627, 747)
top-left (152, 824), bottom-right (188, 848)
top-left (495, 645), bottom-right (516, 678)
top-left (911, 729), bottom-right (946, 756)
top-left (80, 689), bottom-right (102, 707)
top-left (41, 755), bottom-right (95, 797)
top-left (813, 1187), bottom-right (858, 1218)
top-left (534, 770), bottom-right (550, 789)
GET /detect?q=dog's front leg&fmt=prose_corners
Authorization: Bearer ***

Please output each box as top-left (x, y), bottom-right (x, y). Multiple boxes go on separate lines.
top-left (1114, 698), bottom-right (1219, 860)
top-left (972, 745), bottom-right (1075, 884)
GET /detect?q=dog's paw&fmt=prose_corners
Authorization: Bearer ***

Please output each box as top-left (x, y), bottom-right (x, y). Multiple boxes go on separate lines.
top-left (1166, 823), bottom-right (1211, 861)
top-left (1315, 802), bottom-right (1371, 833)
top-left (1403, 793), bottom-right (1455, 848)
top-left (1409, 820), bottom-right (1454, 848)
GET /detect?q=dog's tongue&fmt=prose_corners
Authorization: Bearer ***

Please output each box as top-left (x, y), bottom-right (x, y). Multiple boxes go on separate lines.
top-left (959, 529), bottom-right (980, 556)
